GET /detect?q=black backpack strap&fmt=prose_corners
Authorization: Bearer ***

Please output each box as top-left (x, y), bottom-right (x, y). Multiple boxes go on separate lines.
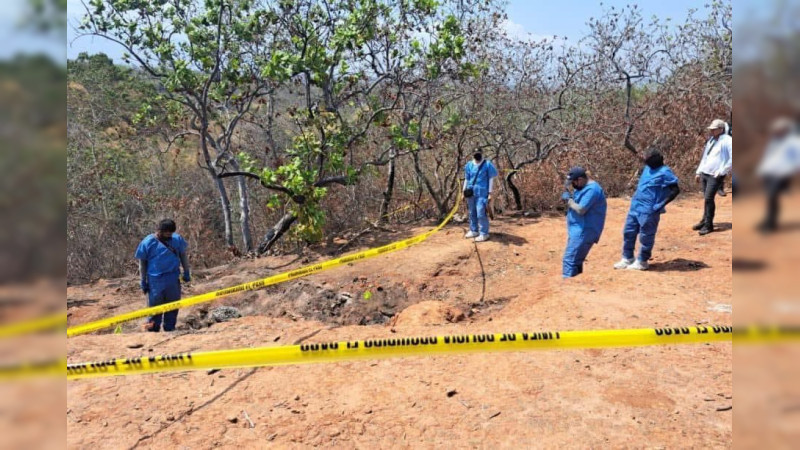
top-left (156, 235), bottom-right (180, 258)
top-left (469, 160), bottom-right (486, 188)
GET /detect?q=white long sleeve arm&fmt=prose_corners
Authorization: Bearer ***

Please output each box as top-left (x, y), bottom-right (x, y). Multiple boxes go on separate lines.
top-left (488, 177), bottom-right (494, 193)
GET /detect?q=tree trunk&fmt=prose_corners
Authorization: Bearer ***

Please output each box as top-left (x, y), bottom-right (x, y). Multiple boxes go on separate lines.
top-left (378, 149), bottom-right (396, 224)
top-left (257, 212), bottom-right (297, 255)
top-left (505, 171), bottom-right (523, 210)
top-left (411, 151), bottom-right (448, 219)
top-left (199, 134), bottom-right (234, 247)
top-left (236, 175), bottom-right (253, 252)
top-left (225, 156), bottom-right (253, 252)
top-left (213, 175), bottom-right (235, 247)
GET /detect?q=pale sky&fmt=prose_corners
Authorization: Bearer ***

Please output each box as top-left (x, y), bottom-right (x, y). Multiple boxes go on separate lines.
top-left (66, 0), bottom-right (744, 64)
top-left (0, 0), bottom-right (63, 61)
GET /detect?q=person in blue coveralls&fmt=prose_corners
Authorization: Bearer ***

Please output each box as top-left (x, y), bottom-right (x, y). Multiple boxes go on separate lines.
top-left (136, 219), bottom-right (191, 332)
top-left (463, 149), bottom-right (498, 242)
top-left (613, 148), bottom-right (681, 271)
top-left (561, 167), bottom-right (607, 278)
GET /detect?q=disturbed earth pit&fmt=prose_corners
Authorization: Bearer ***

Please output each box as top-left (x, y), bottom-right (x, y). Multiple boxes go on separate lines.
top-left (67, 195), bottom-right (732, 448)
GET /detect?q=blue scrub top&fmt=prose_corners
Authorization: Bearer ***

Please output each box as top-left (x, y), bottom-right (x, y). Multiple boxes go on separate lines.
top-left (464, 160), bottom-right (498, 197)
top-left (135, 233), bottom-right (188, 279)
top-left (567, 180), bottom-right (607, 242)
top-left (631, 166), bottom-right (679, 214)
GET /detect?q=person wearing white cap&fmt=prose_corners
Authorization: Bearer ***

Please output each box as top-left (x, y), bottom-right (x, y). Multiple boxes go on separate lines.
top-left (693, 119), bottom-right (732, 235)
top-left (756, 117), bottom-right (800, 232)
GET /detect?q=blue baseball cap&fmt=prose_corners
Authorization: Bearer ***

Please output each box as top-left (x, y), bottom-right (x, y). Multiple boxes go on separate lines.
top-left (567, 166), bottom-right (587, 181)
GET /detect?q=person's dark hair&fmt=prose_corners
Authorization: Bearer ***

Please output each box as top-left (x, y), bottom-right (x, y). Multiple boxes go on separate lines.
top-left (158, 219), bottom-right (177, 233)
top-left (644, 147), bottom-right (664, 169)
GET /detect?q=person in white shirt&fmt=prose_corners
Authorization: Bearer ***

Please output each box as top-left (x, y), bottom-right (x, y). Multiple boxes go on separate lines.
top-left (693, 119), bottom-right (732, 235)
top-left (757, 117), bottom-right (800, 233)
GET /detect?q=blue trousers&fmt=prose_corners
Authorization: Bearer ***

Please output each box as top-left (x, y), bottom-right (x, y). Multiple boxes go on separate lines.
top-left (563, 235), bottom-right (596, 278)
top-left (622, 211), bottom-right (661, 262)
top-left (467, 195), bottom-right (490, 236)
top-left (146, 278), bottom-right (181, 332)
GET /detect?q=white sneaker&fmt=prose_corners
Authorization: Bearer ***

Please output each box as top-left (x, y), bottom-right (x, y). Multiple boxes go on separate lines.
top-left (626, 259), bottom-right (649, 271)
top-left (465, 231), bottom-right (478, 239)
top-left (613, 258), bottom-right (634, 270)
top-left (474, 234), bottom-right (490, 242)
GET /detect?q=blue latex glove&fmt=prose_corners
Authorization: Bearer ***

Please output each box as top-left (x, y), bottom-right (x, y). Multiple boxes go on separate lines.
top-left (141, 280), bottom-right (149, 294)
top-left (561, 191), bottom-right (571, 201)
top-left (182, 272), bottom-right (191, 283)
top-left (652, 202), bottom-right (665, 212)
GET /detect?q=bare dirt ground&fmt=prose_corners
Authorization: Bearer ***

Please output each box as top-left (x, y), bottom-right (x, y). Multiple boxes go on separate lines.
top-left (730, 191), bottom-right (800, 448)
top-left (67, 194), bottom-right (732, 449)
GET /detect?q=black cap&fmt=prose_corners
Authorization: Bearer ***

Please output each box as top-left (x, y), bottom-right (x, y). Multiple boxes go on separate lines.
top-left (567, 166), bottom-right (587, 181)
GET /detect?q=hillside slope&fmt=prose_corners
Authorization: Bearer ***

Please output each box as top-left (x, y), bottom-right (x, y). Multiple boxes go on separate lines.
top-left (67, 195), bottom-right (733, 448)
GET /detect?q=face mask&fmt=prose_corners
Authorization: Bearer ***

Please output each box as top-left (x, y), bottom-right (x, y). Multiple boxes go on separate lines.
top-left (474, 153), bottom-right (483, 162)
top-left (571, 180), bottom-right (582, 190)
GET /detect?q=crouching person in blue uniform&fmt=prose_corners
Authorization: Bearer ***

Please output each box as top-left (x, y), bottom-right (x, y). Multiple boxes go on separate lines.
top-left (614, 148), bottom-right (680, 271)
top-left (562, 167), bottom-right (607, 278)
top-left (136, 219), bottom-right (191, 332)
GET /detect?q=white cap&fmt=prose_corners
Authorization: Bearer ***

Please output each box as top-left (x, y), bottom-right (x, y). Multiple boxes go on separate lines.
top-left (707, 119), bottom-right (726, 130)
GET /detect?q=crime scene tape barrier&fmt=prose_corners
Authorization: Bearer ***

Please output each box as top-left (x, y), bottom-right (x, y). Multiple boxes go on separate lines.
top-left (0, 359), bottom-right (65, 380)
top-left (67, 194), bottom-right (462, 338)
top-left (0, 313), bottom-right (66, 339)
top-left (65, 325), bottom-right (735, 380)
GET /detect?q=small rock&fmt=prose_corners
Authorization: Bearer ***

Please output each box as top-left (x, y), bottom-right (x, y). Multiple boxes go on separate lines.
top-left (211, 306), bottom-right (241, 323)
top-left (445, 308), bottom-right (466, 323)
top-left (102, 421), bottom-right (108, 427)
top-left (267, 433), bottom-right (277, 441)
top-left (126, 343), bottom-right (144, 349)
top-left (294, 395), bottom-right (301, 401)
top-left (207, 369), bottom-right (220, 375)
top-left (446, 389), bottom-right (458, 398)
top-left (227, 415), bottom-right (239, 424)
top-left (166, 414), bottom-right (175, 422)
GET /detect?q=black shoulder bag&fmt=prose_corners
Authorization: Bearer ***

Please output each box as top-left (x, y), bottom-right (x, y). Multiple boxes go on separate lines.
top-left (463, 160), bottom-right (486, 198)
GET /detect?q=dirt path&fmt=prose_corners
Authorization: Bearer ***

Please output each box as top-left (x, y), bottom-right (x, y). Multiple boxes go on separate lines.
top-left (67, 194), bottom-right (732, 448)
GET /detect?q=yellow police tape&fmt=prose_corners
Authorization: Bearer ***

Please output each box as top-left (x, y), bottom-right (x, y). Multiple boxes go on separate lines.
top-left (0, 359), bottom-right (66, 380)
top-left (0, 313), bottom-right (66, 339)
top-left (65, 325), bottom-right (735, 380)
top-left (67, 195), bottom-right (462, 338)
